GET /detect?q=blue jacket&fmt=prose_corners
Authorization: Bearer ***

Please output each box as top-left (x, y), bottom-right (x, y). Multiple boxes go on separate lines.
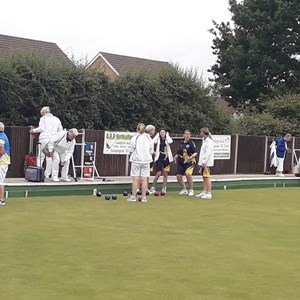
top-left (276, 137), bottom-right (286, 158)
top-left (0, 132), bottom-right (11, 165)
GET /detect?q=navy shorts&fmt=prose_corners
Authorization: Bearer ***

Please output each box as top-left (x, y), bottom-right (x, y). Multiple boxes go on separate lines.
top-left (155, 158), bottom-right (170, 172)
top-left (150, 161), bottom-right (154, 172)
top-left (176, 161), bottom-right (196, 175)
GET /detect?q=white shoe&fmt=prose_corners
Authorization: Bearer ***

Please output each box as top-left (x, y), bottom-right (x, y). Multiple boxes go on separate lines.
top-left (179, 189), bottom-right (188, 195)
top-left (127, 197), bottom-right (137, 202)
top-left (202, 193), bottom-right (212, 200)
top-left (147, 189), bottom-right (153, 195)
top-left (196, 192), bottom-right (206, 198)
top-left (277, 173), bottom-right (285, 177)
top-left (60, 177), bottom-right (72, 182)
top-left (161, 187), bottom-right (167, 193)
top-left (141, 197), bottom-right (148, 203)
top-left (149, 187), bottom-right (156, 193)
top-left (44, 172), bottom-right (50, 179)
top-left (51, 177), bottom-right (60, 182)
top-left (188, 190), bottom-right (194, 196)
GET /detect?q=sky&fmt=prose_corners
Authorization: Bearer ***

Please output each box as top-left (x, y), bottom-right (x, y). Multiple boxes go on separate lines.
top-left (1, 0), bottom-right (231, 80)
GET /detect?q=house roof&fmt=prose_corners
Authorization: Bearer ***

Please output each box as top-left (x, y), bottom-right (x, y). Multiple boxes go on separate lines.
top-left (0, 34), bottom-right (69, 61)
top-left (87, 51), bottom-right (170, 76)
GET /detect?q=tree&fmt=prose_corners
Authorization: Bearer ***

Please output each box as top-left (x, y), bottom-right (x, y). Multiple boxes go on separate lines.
top-left (0, 51), bottom-right (114, 129)
top-left (0, 52), bottom-right (231, 134)
top-left (232, 93), bottom-right (300, 136)
top-left (112, 66), bottom-right (231, 134)
top-left (209, 0), bottom-right (300, 108)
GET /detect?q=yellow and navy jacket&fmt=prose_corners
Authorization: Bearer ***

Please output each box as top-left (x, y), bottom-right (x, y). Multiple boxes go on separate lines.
top-left (177, 140), bottom-right (197, 164)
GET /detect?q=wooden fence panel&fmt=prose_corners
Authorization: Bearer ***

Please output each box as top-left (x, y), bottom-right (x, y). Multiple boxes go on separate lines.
top-left (6, 126), bottom-right (30, 178)
top-left (237, 136), bottom-right (266, 173)
top-left (284, 139), bottom-right (293, 172)
top-left (292, 137), bottom-right (300, 169)
top-left (85, 130), bottom-right (127, 176)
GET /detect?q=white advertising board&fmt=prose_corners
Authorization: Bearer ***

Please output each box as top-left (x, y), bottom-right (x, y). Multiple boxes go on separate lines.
top-left (212, 135), bottom-right (231, 160)
top-left (103, 131), bottom-right (136, 155)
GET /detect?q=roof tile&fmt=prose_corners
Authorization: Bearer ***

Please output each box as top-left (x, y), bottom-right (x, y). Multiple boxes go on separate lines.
top-left (0, 34), bottom-right (69, 61)
top-left (99, 52), bottom-right (170, 75)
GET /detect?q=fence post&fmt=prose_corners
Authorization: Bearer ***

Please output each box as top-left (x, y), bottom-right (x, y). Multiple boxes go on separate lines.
top-left (233, 134), bottom-right (239, 174)
top-left (291, 137), bottom-right (295, 169)
top-left (263, 136), bottom-right (268, 172)
top-left (125, 154), bottom-right (129, 176)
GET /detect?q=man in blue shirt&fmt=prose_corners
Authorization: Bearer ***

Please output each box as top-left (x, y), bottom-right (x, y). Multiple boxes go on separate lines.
top-left (0, 122), bottom-right (11, 206)
top-left (276, 133), bottom-right (292, 176)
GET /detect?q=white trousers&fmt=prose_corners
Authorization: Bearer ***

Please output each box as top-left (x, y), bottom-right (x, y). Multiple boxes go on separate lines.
top-left (0, 165), bottom-right (8, 184)
top-left (276, 157), bottom-right (284, 172)
top-left (52, 151), bottom-right (70, 179)
top-left (36, 138), bottom-right (53, 176)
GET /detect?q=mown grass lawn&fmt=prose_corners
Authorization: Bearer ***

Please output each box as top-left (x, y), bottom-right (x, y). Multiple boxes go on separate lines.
top-left (1, 188), bottom-right (300, 300)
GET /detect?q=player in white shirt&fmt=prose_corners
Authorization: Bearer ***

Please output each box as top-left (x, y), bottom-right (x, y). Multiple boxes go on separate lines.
top-left (196, 127), bottom-right (214, 199)
top-left (47, 128), bottom-right (78, 182)
top-left (127, 123), bottom-right (154, 203)
top-left (30, 106), bottom-right (62, 178)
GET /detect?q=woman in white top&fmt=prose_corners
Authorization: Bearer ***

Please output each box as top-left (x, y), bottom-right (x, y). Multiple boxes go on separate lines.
top-left (149, 129), bottom-right (173, 193)
top-left (127, 123), bottom-right (154, 203)
top-left (196, 127), bottom-right (214, 199)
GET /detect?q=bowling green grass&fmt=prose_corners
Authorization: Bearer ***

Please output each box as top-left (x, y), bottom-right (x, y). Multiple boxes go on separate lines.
top-left (1, 188), bottom-right (300, 300)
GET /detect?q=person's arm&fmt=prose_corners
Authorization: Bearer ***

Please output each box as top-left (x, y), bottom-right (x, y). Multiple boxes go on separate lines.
top-left (31, 117), bottom-right (45, 134)
top-left (186, 152), bottom-right (197, 162)
top-left (173, 147), bottom-right (179, 162)
top-left (149, 139), bottom-right (154, 155)
top-left (166, 132), bottom-right (173, 144)
top-left (174, 143), bottom-right (183, 163)
top-left (201, 140), bottom-right (213, 166)
top-left (186, 141), bottom-right (198, 161)
top-left (58, 120), bottom-right (63, 132)
top-left (285, 141), bottom-right (289, 151)
top-left (152, 133), bottom-right (159, 144)
top-left (47, 131), bottom-right (65, 153)
top-left (128, 135), bottom-right (137, 154)
top-left (173, 145), bottom-right (180, 163)
top-left (173, 153), bottom-right (178, 163)
top-left (63, 141), bottom-right (75, 163)
top-left (0, 140), bottom-right (5, 157)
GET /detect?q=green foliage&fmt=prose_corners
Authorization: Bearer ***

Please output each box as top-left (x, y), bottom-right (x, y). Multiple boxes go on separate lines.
top-left (265, 93), bottom-right (300, 125)
top-left (0, 51), bottom-right (231, 133)
top-left (113, 66), bottom-right (231, 134)
top-left (210, 0), bottom-right (300, 108)
top-left (232, 112), bottom-right (289, 136)
top-left (232, 93), bottom-right (300, 135)
top-left (0, 51), bottom-right (114, 129)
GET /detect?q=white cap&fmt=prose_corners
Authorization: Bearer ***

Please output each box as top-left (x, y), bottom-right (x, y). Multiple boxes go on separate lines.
top-left (0, 122), bottom-right (4, 131)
